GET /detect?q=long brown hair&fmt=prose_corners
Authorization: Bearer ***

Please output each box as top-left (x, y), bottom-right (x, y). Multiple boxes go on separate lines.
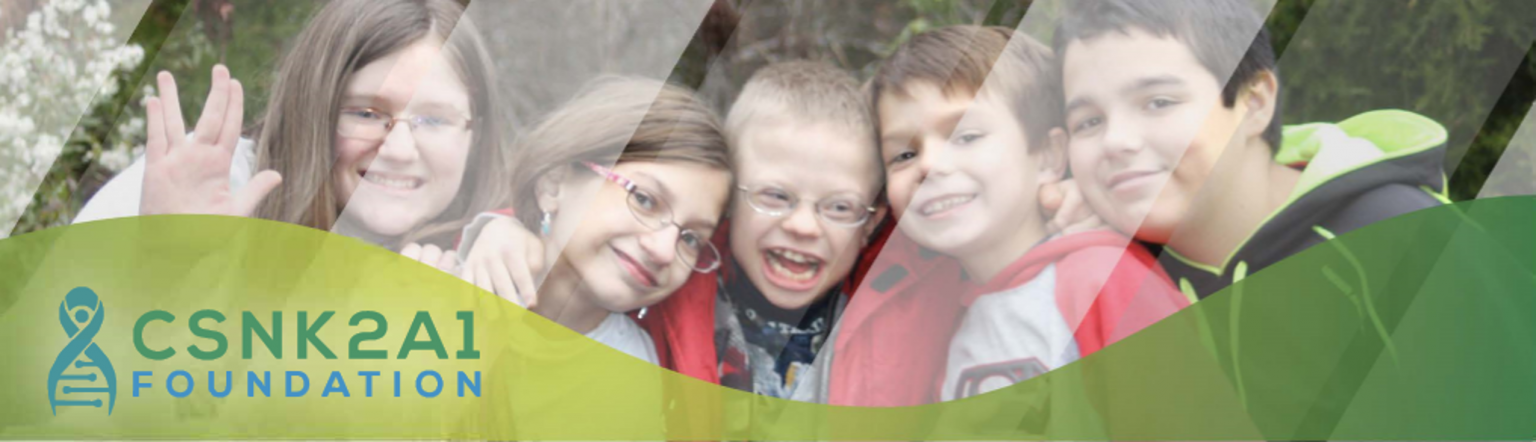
top-left (498, 76), bottom-right (732, 232)
top-left (252, 0), bottom-right (510, 248)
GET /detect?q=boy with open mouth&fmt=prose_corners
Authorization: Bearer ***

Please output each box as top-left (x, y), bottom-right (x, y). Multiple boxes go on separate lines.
top-left (649, 60), bottom-right (890, 399)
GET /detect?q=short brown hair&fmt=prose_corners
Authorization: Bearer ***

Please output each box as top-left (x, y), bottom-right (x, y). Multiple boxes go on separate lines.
top-left (725, 60), bottom-right (881, 188)
top-left (725, 61), bottom-right (875, 151)
top-left (1054, 0), bottom-right (1281, 151)
top-left (870, 25), bottom-right (1063, 151)
top-left (504, 76), bottom-right (732, 230)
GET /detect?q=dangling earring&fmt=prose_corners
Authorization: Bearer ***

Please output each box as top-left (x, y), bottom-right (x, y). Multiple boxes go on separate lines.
top-left (540, 211), bottom-right (554, 237)
top-left (637, 307), bottom-right (649, 319)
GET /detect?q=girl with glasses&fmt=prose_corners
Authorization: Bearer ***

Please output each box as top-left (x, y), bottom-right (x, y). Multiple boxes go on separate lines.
top-left (75, 0), bottom-right (511, 264)
top-left (457, 76), bottom-right (732, 363)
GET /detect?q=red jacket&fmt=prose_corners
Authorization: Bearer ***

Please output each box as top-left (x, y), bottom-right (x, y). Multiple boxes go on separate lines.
top-left (634, 228), bottom-right (730, 384)
top-left (635, 217), bottom-right (907, 384)
top-left (636, 221), bottom-right (1187, 408)
top-left (832, 229), bottom-right (1189, 407)
top-left (962, 230), bottom-right (1189, 356)
top-left (827, 224), bottom-right (966, 406)
top-left (627, 225), bottom-right (734, 438)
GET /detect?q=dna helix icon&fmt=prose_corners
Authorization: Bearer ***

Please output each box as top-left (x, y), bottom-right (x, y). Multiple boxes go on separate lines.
top-left (47, 287), bottom-right (118, 415)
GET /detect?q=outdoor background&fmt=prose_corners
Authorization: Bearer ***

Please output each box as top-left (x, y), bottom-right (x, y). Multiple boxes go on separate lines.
top-left (6, 0), bottom-right (1536, 236)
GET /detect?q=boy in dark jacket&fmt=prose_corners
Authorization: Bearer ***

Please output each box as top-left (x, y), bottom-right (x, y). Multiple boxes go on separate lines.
top-left (1054, 0), bottom-right (1446, 301)
top-left (1053, 0), bottom-right (1448, 433)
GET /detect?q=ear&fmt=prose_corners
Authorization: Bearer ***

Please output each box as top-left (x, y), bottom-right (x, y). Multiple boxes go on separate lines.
top-left (1035, 127), bottom-right (1070, 184)
top-left (534, 166), bottom-right (570, 214)
top-left (1241, 70), bottom-right (1280, 140)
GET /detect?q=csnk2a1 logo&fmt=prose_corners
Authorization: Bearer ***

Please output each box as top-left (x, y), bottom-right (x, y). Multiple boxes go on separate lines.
top-left (42, 286), bottom-right (483, 415)
top-left (48, 287), bottom-right (118, 415)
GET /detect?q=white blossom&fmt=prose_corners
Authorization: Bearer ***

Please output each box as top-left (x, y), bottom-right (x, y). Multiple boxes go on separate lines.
top-left (2, 0), bottom-right (144, 237)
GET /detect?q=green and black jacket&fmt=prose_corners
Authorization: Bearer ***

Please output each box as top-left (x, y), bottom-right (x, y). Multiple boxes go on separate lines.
top-left (1160, 109), bottom-right (1451, 301)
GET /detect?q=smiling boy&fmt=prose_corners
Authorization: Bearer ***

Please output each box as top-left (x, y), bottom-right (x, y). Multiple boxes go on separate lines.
top-left (1050, 0), bottom-right (1451, 432)
top-left (639, 60), bottom-right (889, 399)
top-left (847, 25), bottom-right (1188, 406)
top-left (1054, 0), bottom-right (1448, 300)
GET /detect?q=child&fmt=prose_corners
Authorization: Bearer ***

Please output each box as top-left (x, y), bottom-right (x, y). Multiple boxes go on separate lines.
top-left (641, 60), bottom-right (890, 398)
top-left (1052, 0), bottom-right (1449, 431)
top-left (1053, 0), bottom-right (1447, 300)
top-left (459, 77), bottom-right (734, 363)
top-left (76, 0), bottom-right (512, 256)
top-left (844, 25), bottom-right (1189, 406)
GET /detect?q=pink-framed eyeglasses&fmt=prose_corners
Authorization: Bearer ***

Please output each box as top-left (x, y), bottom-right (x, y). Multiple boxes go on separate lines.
top-left (582, 161), bottom-right (722, 273)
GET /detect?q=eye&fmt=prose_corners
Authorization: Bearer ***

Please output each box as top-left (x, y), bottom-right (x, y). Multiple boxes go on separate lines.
top-left (631, 188), bottom-right (658, 211)
top-left (343, 108), bottom-right (384, 120)
top-left (951, 132), bottom-right (984, 145)
top-left (763, 188), bottom-right (792, 202)
top-left (752, 187), bottom-right (795, 210)
top-left (819, 197), bottom-right (870, 223)
top-left (826, 200), bottom-right (856, 214)
top-left (889, 150), bottom-right (917, 166)
top-left (1071, 116), bottom-right (1104, 135)
top-left (1147, 97), bottom-right (1179, 110)
top-left (679, 230), bottom-right (703, 250)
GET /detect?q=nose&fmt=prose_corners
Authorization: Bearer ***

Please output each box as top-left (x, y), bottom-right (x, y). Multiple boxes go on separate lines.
top-left (1101, 117), bottom-right (1145, 158)
top-left (375, 122), bottom-right (421, 164)
top-left (779, 203), bottom-right (824, 240)
top-left (638, 225), bottom-right (680, 267)
top-left (917, 136), bottom-right (956, 179)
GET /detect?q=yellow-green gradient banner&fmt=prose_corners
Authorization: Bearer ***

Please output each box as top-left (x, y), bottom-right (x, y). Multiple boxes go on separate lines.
top-left (2, 196), bottom-right (1534, 440)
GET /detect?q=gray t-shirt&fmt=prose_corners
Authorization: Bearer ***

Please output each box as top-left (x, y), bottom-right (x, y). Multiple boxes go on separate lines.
top-left (941, 263), bottom-right (1080, 401)
top-left (586, 312), bottom-right (658, 365)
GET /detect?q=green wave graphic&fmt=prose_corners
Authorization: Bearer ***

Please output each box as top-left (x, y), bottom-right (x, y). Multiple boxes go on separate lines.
top-left (1, 197), bottom-right (1534, 440)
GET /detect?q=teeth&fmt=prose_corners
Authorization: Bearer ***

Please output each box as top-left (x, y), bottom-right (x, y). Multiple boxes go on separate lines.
top-left (767, 254), bottom-right (818, 281)
top-left (364, 173), bottom-right (421, 189)
top-left (775, 249), bottom-right (817, 264)
top-left (921, 195), bottom-right (974, 215)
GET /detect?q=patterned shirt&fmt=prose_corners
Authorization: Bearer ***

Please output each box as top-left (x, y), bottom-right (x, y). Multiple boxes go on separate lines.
top-left (714, 261), bottom-right (841, 398)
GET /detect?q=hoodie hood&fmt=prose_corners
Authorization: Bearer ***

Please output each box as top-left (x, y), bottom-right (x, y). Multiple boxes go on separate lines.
top-left (1163, 109), bottom-right (1449, 300)
top-left (1276, 109), bottom-right (1448, 198)
top-left (1251, 110), bottom-right (1448, 262)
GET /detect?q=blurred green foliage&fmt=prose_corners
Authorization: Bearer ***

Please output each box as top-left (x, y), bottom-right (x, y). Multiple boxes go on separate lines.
top-left (1266, 0), bottom-right (1536, 199)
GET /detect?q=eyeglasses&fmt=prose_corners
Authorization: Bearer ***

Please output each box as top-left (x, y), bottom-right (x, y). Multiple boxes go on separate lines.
top-left (337, 107), bottom-right (473, 145)
top-left (582, 161), bottom-right (722, 273)
top-left (737, 184), bottom-right (878, 227)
